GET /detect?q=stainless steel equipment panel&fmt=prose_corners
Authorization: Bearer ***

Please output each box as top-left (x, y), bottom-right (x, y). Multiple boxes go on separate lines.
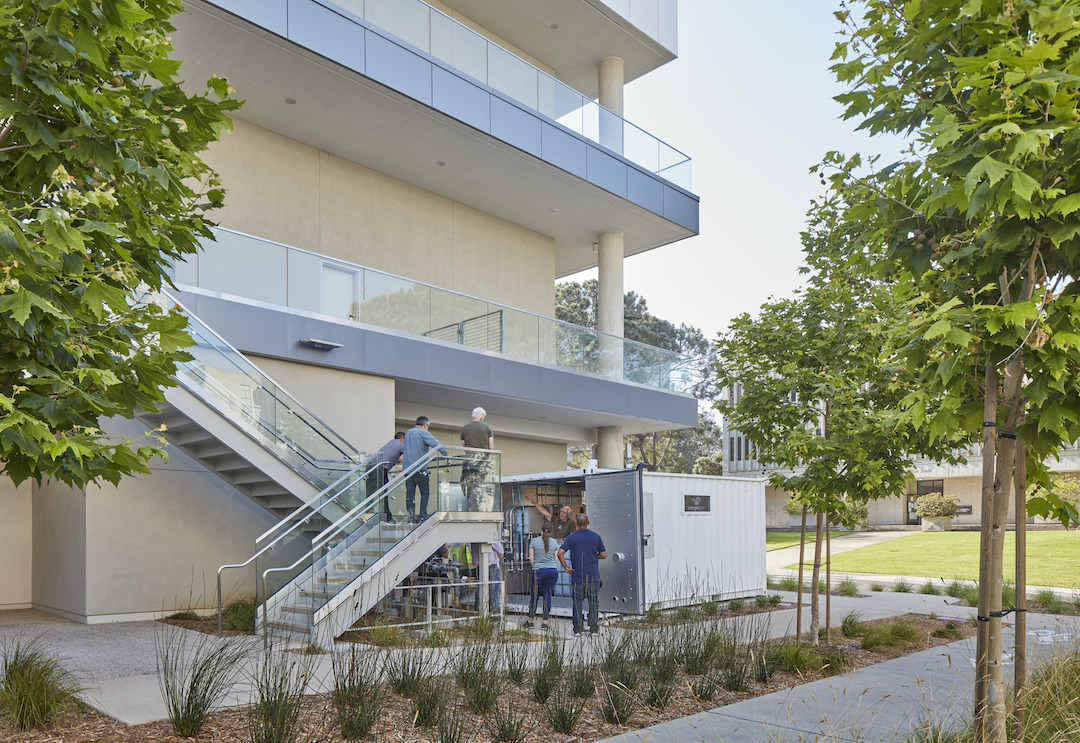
top-left (585, 471), bottom-right (644, 614)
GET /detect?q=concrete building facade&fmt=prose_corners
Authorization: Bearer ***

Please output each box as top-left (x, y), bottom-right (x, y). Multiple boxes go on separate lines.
top-left (2, 0), bottom-right (700, 621)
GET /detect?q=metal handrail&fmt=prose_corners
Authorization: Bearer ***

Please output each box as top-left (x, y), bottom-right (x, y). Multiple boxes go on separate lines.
top-left (215, 457), bottom-right (383, 635)
top-left (258, 446), bottom-right (495, 640)
top-left (158, 289), bottom-right (362, 461)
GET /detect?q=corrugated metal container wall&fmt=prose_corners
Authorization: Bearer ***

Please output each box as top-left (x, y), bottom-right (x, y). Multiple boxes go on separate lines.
top-left (641, 473), bottom-right (765, 609)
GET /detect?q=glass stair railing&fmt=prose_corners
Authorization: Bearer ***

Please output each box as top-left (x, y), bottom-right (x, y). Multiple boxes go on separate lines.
top-left (260, 446), bottom-right (501, 642)
top-left (159, 290), bottom-right (363, 491)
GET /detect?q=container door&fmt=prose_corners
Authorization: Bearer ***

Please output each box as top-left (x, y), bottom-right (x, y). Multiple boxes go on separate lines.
top-left (585, 470), bottom-right (644, 614)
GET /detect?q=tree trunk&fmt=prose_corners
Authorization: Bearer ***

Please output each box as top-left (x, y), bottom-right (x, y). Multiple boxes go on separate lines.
top-left (1013, 435), bottom-right (1027, 743)
top-left (974, 363), bottom-right (997, 743)
top-left (797, 506), bottom-right (808, 643)
top-left (809, 511), bottom-right (824, 646)
top-left (825, 520), bottom-right (832, 645)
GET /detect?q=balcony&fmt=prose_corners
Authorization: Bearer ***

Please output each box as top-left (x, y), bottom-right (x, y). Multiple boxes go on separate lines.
top-left (172, 228), bottom-right (697, 394)
top-left (173, 2), bottom-right (698, 276)
top-left (200, 0), bottom-right (690, 190)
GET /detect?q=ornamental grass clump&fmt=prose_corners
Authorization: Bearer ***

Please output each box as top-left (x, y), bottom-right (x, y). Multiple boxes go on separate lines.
top-left (411, 677), bottom-right (451, 728)
top-left (331, 646), bottom-right (384, 741)
top-left (599, 680), bottom-right (640, 725)
top-left (383, 643), bottom-right (427, 696)
top-left (155, 624), bottom-right (251, 736)
top-left (544, 683), bottom-right (587, 733)
top-left (489, 697), bottom-right (530, 743)
top-left (835, 579), bottom-right (860, 597)
top-left (0, 638), bottom-right (83, 730)
top-left (248, 647), bottom-right (312, 743)
top-left (501, 638), bottom-right (528, 686)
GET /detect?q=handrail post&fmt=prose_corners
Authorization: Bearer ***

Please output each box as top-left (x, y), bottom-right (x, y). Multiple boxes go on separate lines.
top-left (217, 574), bottom-right (223, 637)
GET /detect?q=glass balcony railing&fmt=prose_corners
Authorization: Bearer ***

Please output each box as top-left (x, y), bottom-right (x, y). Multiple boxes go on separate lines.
top-left (170, 228), bottom-right (696, 394)
top-left (324, 0), bottom-right (691, 190)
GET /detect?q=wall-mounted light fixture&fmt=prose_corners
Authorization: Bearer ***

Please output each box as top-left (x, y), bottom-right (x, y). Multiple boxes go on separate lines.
top-left (299, 338), bottom-right (342, 350)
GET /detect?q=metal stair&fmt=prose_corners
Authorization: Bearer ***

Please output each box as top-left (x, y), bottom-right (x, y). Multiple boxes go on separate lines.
top-left (258, 449), bottom-right (504, 647)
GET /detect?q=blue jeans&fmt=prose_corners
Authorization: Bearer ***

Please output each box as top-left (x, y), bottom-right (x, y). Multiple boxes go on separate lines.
top-left (488, 563), bottom-right (501, 612)
top-left (529, 568), bottom-right (558, 620)
top-left (571, 579), bottom-right (599, 634)
top-left (405, 471), bottom-right (429, 518)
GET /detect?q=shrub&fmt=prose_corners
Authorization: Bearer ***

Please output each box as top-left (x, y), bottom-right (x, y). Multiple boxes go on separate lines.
top-left (767, 594), bottom-right (782, 606)
top-left (332, 647), bottom-right (383, 741)
top-left (727, 599), bottom-right (745, 612)
top-left (918, 581), bottom-right (941, 596)
top-left (1033, 589), bottom-right (1067, 615)
top-left (944, 581), bottom-right (967, 599)
top-left (777, 642), bottom-right (818, 674)
top-left (931, 622), bottom-right (965, 641)
top-left (893, 579), bottom-right (913, 593)
top-left (869, 583), bottom-right (884, 592)
top-left (434, 702), bottom-right (470, 743)
top-left (222, 599), bottom-right (257, 632)
top-left (383, 645), bottom-right (426, 696)
top-left (645, 606), bottom-right (661, 623)
top-left (0, 639), bottom-right (82, 730)
top-left (835, 579), bottom-right (859, 597)
top-left (165, 610), bottom-right (200, 621)
top-left (565, 661), bottom-right (595, 699)
top-left (840, 611), bottom-right (863, 638)
top-left (489, 697), bottom-right (530, 743)
top-left (248, 648), bottom-right (312, 743)
top-left (464, 665), bottom-right (501, 714)
top-left (779, 576), bottom-right (798, 591)
top-left (501, 639), bottom-right (528, 686)
top-left (155, 623), bottom-right (250, 737)
top-left (423, 629), bottom-right (450, 648)
top-left (411, 677), bottom-right (451, 728)
top-left (702, 600), bottom-right (719, 616)
top-left (544, 684), bottom-right (587, 733)
top-left (600, 680), bottom-right (640, 724)
top-left (914, 492), bottom-right (960, 518)
top-left (815, 647), bottom-right (851, 676)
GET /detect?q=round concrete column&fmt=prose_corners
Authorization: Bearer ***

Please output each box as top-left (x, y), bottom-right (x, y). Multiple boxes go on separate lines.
top-left (597, 230), bottom-right (624, 338)
top-left (597, 426), bottom-right (624, 469)
top-left (599, 56), bottom-right (625, 116)
top-left (598, 56), bottom-right (624, 152)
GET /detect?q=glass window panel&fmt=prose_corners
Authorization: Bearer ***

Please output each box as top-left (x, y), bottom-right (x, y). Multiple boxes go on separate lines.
top-left (501, 308), bottom-right (539, 362)
top-left (286, 248), bottom-right (321, 314)
top-left (366, 0), bottom-right (430, 52)
top-left (598, 107), bottom-right (625, 156)
top-left (580, 100), bottom-right (601, 143)
top-left (331, 0), bottom-right (364, 18)
top-left (430, 13), bottom-right (488, 84)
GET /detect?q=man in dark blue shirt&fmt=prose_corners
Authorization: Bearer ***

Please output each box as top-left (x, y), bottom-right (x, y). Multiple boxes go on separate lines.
top-left (557, 514), bottom-right (606, 636)
top-left (402, 416), bottom-right (447, 522)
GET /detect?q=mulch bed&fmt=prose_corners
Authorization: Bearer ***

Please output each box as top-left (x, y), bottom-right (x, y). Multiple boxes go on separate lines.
top-left (0, 614), bottom-right (975, 743)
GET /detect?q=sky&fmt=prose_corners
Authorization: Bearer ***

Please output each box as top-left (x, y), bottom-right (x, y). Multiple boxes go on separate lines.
top-left (565, 1), bottom-right (906, 339)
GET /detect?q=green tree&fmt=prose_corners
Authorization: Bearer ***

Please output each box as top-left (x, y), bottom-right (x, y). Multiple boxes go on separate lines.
top-left (0, 0), bottom-right (239, 487)
top-left (556, 279), bottom-right (723, 472)
top-left (714, 196), bottom-right (959, 643)
top-left (830, 1), bottom-right (1080, 738)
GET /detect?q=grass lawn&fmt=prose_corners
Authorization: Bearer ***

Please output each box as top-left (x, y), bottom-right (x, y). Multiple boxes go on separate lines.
top-left (817, 530), bottom-right (1080, 588)
top-left (766, 531), bottom-right (850, 551)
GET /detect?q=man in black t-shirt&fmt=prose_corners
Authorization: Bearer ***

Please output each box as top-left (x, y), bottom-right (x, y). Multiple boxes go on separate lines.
top-left (460, 407), bottom-right (494, 511)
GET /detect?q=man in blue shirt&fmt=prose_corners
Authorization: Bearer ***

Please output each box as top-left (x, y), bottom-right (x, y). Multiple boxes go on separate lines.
top-left (557, 514), bottom-right (606, 636)
top-left (402, 416), bottom-right (447, 522)
top-left (373, 432), bottom-right (405, 521)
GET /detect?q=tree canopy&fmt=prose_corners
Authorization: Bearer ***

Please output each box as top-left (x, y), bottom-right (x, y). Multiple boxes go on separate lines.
top-left (0, 0), bottom-right (238, 487)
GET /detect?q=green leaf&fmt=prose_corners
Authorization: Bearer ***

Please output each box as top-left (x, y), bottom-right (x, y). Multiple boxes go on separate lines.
top-left (1050, 193), bottom-right (1080, 216)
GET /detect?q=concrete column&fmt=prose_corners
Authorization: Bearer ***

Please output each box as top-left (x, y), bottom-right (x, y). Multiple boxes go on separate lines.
top-left (598, 56), bottom-right (624, 152)
top-left (597, 426), bottom-right (624, 469)
top-left (597, 227), bottom-right (625, 470)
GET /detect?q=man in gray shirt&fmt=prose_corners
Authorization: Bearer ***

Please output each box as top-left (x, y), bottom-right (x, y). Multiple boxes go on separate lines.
top-left (403, 416), bottom-right (447, 522)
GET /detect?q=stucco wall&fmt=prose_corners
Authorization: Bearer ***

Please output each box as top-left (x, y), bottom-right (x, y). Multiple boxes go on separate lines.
top-left (251, 356), bottom-right (396, 456)
top-left (31, 478), bottom-right (87, 620)
top-left (0, 477), bottom-right (32, 609)
top-left (425, 425), bottom-right (565, 477)
top-left (78, 416), bottom-right (278, 621)
top-left (205, 121), bottom-right (557, 317)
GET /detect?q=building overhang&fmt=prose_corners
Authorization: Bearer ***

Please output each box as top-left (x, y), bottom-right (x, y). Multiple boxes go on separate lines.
top-left (176, 289), bottom-right (699, 444)
top-left (172, 1), bottom-right (698, 277)
top-left (436, 0), bottom-right (677, 95)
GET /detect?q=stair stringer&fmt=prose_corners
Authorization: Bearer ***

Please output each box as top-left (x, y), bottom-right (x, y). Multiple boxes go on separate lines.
top-left (155, 385), bottom-right (324, 513)
top-left (309, 514), bottom-right (502, 647)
